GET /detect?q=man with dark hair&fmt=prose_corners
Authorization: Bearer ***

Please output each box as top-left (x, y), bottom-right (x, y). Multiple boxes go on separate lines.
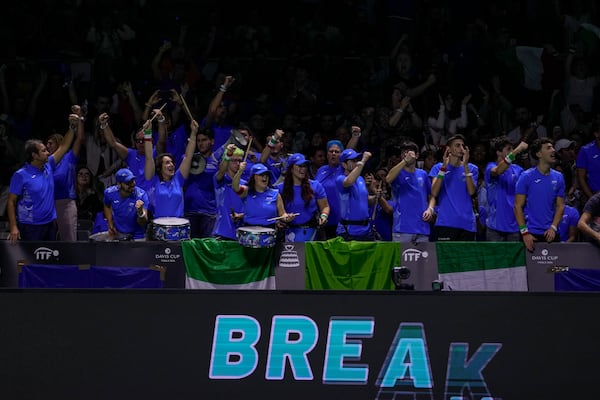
top-left (514, 138), bottom-right (565, 251)
top-left (429, 134), bottom-right (478, 241)
top-left (484, 136), bottom-right (528, 241)
top-left (7, 114), bottom-right (77, 243)
top-left (385, 141), bottom-right (435, 243)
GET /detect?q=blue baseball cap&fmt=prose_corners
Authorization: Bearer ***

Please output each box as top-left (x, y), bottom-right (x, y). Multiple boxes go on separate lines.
top-left (115, 168), bottom-right (135, 183)
top-left (340, 149), bottom-right (362, 162)
top-left (287, 153), bottom-right (310, 167)
top-left (250, 163), bottom-right (275, 182)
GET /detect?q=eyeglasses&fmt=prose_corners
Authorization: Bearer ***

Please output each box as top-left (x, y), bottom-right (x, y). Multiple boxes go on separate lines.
top-left (135, 139), bottom-right (144, 144)
top-left (230, 159), bottom-right (242, 163)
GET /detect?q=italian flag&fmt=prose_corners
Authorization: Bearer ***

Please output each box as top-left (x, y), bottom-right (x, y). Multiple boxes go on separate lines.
top-left (182, 238), bottom-right (276, 289)
top-left (304, 237), bottom-right (399, 290)
top-left (436, 242), bottom-right (528, 291)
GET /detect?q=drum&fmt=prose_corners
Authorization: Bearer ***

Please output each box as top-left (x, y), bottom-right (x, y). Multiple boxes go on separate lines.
top-left (236, 226), bottom-right (277, 248)
top-left (89, 231), bottom-right (132, 242)
top-left (152, 217), bottom-right (191, 241)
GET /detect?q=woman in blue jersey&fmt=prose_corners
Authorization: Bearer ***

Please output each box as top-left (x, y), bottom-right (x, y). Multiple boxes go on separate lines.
top-left (232, 162), bottom-right (295, 228)
top-left (276, 153), bottom-right (330, 242)
top-left (143, 117), bottom-right (198, 219)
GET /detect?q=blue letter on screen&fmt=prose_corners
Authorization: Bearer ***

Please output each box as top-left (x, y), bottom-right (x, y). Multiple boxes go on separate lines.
top-left (209, 315), bottom-right (260, 379)
top-left (445, 342), bottom-right (501, 399)
top-left (265, 315), bottom-right (318, 380)
top-left (323, 317), bottom-right (374, 384)
top-left (376, 323), bottom-right (433, 390)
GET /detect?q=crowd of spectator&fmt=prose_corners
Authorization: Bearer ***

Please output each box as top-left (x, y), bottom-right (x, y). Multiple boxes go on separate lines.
top-left (2, 0), bottom-right (600, 245)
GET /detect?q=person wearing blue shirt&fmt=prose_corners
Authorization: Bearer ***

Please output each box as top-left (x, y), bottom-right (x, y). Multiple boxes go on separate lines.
top-left (100, 111), bottom-right (158, 194)
top-left (46, 104), bottom-right (85, 241)
top-left (576, 122), bottom-right (600, 202)
top-left (430, 134), bottom-right (478, 241)
top-left (515, 138), bottom-right (566, 252)
top-left (183, 127), bottom-right (222, 238)
top-left (276, 152), bottom-right (330, 242)
top-left (213, 144), bottom-right (246, 240)
top-left (577, 192), bottom-right (600, 245)
top-left (385, 141), bottom-right (436, 243)
top-left (315, 140), bottom-right (345, 239)
top-left (336, 148), bottom-right (373, 241)
top-left (232, 162), bottom-right (294, 227)
top-left (484, 136), bottom-right (528, 241)
top-left (103, 168), bottom-right (149, 240)
top-left (557, 204), bottom-right (580, 242)
top-left (7, 113), bottom-right (76, 243)
top-left (143, 118), bottom-right (198, 221)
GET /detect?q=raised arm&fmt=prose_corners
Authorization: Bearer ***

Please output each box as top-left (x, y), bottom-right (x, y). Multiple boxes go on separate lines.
top-left (205, 75), bottom-right (235, 127)
top-left (99, 113), bottom-right (129, 160)
top-left (491, 141), bottom-right (528, 177)
top-left (216, 144), bottom-right (237, 182)
top-left (52, 114), bottom-right (77, 164)
top-left (178, 119), bottom-right (199, 179)
top-left (143, 119), bottom-right (156, 181)
top-left (232, 161), bottom-right (248, 198)
top-left (343, 152), bottom-right (371, 188)
top-left (70, 105), bottom-right (85, 157)
top-left (260, 129), bottom-right (283, 164)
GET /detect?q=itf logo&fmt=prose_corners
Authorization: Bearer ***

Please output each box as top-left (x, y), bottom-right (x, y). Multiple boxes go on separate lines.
top-left (402, 248), bottom-right (428, 263)
top-left (34, 247), bottom-right (59, 261)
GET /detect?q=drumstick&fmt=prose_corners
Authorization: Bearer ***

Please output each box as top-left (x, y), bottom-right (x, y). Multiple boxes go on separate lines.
top-left (371, 180), bottom-right (382, 221)
top-left (147, 103), bottom-right (167, 124)
top-left (267, 213), bottom-right (300, 222)
top-left (179, 92), bottom-right (194, 121)
top-left (243, 137), bottom-right (254, 162)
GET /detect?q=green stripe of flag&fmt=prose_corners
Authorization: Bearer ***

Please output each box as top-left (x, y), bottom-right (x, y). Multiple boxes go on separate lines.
top-left (436, 242), bottom-right (525, 274)
top-left (182, 238), bottom-right (275, 288)
top-left (305, 237), bottom-right (399, 290)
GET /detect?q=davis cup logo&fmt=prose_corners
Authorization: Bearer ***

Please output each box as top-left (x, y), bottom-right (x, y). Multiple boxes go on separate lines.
top-left (402, 248), bottom-right (428, 262)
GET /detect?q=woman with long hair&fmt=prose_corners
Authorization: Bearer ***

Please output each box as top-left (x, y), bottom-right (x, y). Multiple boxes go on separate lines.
top-left (277, 153), bottom-right (330, 242)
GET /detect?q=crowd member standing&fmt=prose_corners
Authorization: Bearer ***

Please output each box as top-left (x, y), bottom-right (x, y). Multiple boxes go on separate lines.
top-left (315, 140), bottom-right (345, 239)
top-left (336, 149), bottom-right (374, 241)
top-left (576, 122), bottom-right (600, 204)
top-left (46, 105), bottom-right (85, 241)
top-left (276, 152), bottom-right (329, 242)
top-left (484, 136), bottom-right (528, 241)
top-left (183, 127), bottom-right (221, 238)
top-left (7, 113), bottom-right (77, 243)
top-left (232, 162), bottom-right (294, 229)
top-left (260, 128), bottom-right (288, 184)
top-left (103, 168), bottom-right (149, 241)
top-left (385, 141), bottom-right (435, 243)
top-left (212, 144), bottom-right (246, 240)
top-left (143, 118), bottom-right (198, 219)
top-left (514, 138), bottom-right (565, 252)
top-left (429, 134), bottom-right (478, 241)
top-left (557, 204), bottom-right (580, 242)
top-left (100, 111), bottom-right (157, 193)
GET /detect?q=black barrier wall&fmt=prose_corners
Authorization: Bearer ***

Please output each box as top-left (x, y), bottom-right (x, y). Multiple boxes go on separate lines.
top-left (0, 290), bottom-right (598, 399)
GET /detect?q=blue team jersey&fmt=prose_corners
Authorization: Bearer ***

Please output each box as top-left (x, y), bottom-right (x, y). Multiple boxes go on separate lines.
top-left (429, 162), bottom-right (478, 232)
top-left (213, 174), bottom-right (246, 240)
top-left (484, 161), bottom-right (524, 233)
top-left (276, 179), bottom-right (327, 225)
top-left (315, 164), bottom-right (344, 226)
top-left (9, 163), bottom-right (57, 224)
top-left (515, 167), bottom-right (565, 234)
top-left (335, 174), bottom-right (370, 237)
top-left (391, 168), bottom-right (432, 235)
top-left (104, 185), bottom-right (149, 239)
top-left (50, 150), bottom-right (77, 200)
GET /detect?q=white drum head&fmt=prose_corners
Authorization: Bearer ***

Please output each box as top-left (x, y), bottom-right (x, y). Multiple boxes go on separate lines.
top-left (154, 217), bottom-right (190, 226)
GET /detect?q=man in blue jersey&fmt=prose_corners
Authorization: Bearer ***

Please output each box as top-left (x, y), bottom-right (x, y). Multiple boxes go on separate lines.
top-left (429, 134), bottom-right (478, 241)
top-left (576, 122), bottom-right (600, 203)
top-left (7, 113), bottom-right (77, 243)
top-left (212, 144), bottom-right (246, 240)
top-left (484, 136), bottom-right (528, 241)
top-left (514, 138), bottom-right (565, 251)
top-left (336, 148), bottom-right (373, 241)
top-left (385, 141), bottom-right (435, 243)
top-left (103, 168), bottom-right (149, 241)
